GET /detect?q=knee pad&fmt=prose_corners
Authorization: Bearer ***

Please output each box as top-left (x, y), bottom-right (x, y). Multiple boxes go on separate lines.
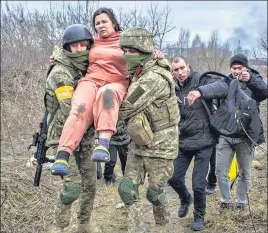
top-left (118, 178), bottom-right (139, 205)
top-left (102, 89), bottom-right (115, 109)
top-left (146, 187), bottom-right (168, 206)
top-left (59, 183), bottom-right (81, 205)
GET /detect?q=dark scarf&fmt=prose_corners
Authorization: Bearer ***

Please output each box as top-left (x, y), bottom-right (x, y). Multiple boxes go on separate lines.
top-left (63, 49), bottom-right (89, 72)
top-left (123, 53), bottom-right (154, 75)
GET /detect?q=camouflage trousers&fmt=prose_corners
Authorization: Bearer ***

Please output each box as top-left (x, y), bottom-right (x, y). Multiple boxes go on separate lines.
top-left (55, 127), bottom-right (96, 231)
top-left (123, 152), bottom-right (174, 233)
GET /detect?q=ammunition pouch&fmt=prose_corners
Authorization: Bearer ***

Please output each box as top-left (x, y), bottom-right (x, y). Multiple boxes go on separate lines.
top-left (127, 112), bottom-right (154, 146)
top-left (147, 96), bottom-right (180, 132)
top-left (45, 91), bottom-right (59, 114)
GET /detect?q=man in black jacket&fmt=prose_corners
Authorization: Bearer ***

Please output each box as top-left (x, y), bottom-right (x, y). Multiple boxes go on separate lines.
top-left (168, 56), bottom-right (228, 231)
top-left (215, 54), bottom-right (268, 211)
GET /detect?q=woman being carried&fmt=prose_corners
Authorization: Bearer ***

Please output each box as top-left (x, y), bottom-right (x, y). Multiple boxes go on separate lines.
top-left (51, 8), bottom-right (128, 175)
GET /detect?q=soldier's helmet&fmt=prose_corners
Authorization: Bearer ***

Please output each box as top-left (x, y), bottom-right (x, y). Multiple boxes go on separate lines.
top-left (119, 27), bottom-right (154, 53)
top-left (62, 24), bottom-right (94, 49)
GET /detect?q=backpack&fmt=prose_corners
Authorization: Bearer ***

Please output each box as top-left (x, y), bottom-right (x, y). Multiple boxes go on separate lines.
top-left (198, 71), bottom-right (257, 138)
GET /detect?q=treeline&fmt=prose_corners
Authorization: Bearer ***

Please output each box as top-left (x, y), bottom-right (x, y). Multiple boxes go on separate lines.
top-left (0, 1), bottom-right (267, 141)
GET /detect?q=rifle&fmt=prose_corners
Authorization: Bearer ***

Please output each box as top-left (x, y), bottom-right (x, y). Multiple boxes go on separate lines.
top-left (28, 111), bottom-right (55, 186)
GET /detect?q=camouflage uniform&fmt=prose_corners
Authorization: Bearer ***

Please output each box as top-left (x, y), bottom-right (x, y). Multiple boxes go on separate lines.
top-left (118, 28), bottom-right (180, 233)
top-left (45, 45), bottom-right (96, 233)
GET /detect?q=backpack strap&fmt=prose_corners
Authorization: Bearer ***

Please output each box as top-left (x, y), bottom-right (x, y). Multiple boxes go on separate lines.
top-left (192, 73), bottom-right (213, 116)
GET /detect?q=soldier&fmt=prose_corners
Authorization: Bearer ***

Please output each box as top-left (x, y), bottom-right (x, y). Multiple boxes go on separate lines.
top-left (118, 27), bottom-right (180, 233)
top-left (45, 24), bottom-right (96, 233)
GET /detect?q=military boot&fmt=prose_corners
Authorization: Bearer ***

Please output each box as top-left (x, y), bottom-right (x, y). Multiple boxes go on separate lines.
top-left (153, 205), bottom-right (169, 226)
top-left (154, 224), bottom-right (166, 233)
top-left (76, 223), bottom-right (91, 233)
top-left (128, 202), bottom-right (145, 233)
top-left (56, 228), bottom-right (64, 233)
top-left (191, 213), bottom-right (204, 231)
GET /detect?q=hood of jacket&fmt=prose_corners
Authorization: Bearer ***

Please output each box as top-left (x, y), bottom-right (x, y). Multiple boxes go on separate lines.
top-left (52, 45), bottom-right (73, 68)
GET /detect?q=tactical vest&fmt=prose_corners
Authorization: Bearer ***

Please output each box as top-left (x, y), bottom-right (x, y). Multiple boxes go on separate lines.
top-left (44, 64), bottom-right (59, 115)
top-left (137, 61), bottom-right (180, 132)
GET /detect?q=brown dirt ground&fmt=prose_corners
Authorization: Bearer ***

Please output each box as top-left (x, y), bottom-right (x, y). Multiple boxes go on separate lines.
top-left (1, 145), bottom-right (267, 233)
top-left (1, 95), bottom-right (267, 233)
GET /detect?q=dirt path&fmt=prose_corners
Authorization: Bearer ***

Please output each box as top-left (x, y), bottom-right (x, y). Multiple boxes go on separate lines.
top-left (48, 157), bottom-right (267, 233)
top-left (50, 162), bottom-right (210, 233)
top-left (1, 147), bottom-right (266, 233)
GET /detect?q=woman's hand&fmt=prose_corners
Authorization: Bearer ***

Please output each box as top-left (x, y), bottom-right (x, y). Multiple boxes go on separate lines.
top-left (49, 56), bottom-right (55, 63)
top-left (153, 49), bottom-right (164, 60)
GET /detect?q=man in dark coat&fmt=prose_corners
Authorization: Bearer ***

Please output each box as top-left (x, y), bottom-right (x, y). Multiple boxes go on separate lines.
top-left (168, 56), bottom-right (228, 231)
top-left (215, 54), bottom-right (268, 211)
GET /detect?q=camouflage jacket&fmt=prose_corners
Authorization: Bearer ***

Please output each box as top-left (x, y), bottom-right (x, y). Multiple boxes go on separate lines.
top-left (45, 46), bottom-right (85, 147)
top-left (119, 58), bottom-right (180, 159)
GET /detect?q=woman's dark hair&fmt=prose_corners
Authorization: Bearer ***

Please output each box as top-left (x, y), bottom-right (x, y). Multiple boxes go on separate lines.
top-left (92, 7), bottom-right (122, 33)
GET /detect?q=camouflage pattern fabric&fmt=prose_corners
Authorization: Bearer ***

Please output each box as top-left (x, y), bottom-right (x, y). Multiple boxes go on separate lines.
top-left (119, 58), bottom-right (180, 159)
top-left (127, 111), bottom-right (154, 146)
top-left (119, 27), bottom-right (179, 232)
top-left (124, 152), bottom-right (174, 232)
top-left (55, 126), bottom-right (96, 229)
top-left (119, 27), bottom-right (154, 53)
top-left (45, 46), bottom-right (96, 231)
top-left (45, 45), bottom-right (84, 147)
top-left (55, 154), bottom-right (80, 228)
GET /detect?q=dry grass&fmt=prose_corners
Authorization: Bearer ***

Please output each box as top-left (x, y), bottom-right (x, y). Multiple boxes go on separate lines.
top-left (1, 145), bottom-right (267, 233)
top-left (1, 71), bottom-right (267, 233)
top-left (1, 151), bottom-right (60, 232)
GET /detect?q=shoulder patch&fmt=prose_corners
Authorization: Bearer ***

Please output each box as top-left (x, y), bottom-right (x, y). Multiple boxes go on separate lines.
top-left (127, 85), bottom-right (146, 105)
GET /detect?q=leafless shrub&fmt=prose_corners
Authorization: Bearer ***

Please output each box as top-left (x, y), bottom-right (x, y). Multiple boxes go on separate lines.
top-left (117, 3), bottom-right (175, 49)
top-left (257, 28), bottom-right (268, 58)
top-left (0, 154), bottom-right (61, 233)
top-left (165, 29), bottom-right (231, 73)
top-left (0, 2), bottom-right (267, 233)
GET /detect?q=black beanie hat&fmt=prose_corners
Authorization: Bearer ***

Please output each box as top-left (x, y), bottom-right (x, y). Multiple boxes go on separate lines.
top-left (230, 54), bottom-right (248, 68)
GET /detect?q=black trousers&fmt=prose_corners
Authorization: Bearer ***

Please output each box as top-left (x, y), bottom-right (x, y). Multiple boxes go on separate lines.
top-left (207, 146), bottom-right (217, 188)
top-left (97, 144), bottom-right (128, 180)
top-left (168, 146), bottom-right (213, 216)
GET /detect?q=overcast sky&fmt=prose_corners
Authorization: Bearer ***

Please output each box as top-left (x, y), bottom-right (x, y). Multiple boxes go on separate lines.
top-left (3, 1), bottom-right (267, 50)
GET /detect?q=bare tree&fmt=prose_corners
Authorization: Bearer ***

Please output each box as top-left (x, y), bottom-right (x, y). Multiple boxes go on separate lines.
top-left (146, 2), bottom-right (175, 49)
top-left (201, 30), bottom-right (231, 72)
top-left (1, 1), bottom-right (100, 140)
top-left (164, 28), bottom-right (191, 60)
top-left (188, 33), bottom-right (206, 71)
top-left (257, 28), bottom-right (268, 59)
top-left (116, 3), bottom-right (175, 49)
top-left (116, 6), bottom-right (148, 29)
top-left (176, 28), bottom-right (191, 57)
